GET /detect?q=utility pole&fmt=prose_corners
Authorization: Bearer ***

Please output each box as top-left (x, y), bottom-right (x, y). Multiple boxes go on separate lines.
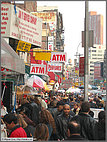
top-left (84, 1), bottom-right (89, 101)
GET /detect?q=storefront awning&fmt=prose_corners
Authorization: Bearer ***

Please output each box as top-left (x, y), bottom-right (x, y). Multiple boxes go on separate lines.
top-left (1, 38), bottom-right (25, 74)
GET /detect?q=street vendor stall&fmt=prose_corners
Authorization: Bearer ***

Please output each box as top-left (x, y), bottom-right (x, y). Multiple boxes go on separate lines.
top-left (1, 38), bottom-right (25, 112)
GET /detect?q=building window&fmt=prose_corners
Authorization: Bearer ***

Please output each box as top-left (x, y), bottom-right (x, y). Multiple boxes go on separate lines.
top-left (90, 66), bottom-right (94, 67)
top-left (92, 54), bottom-right (96, 56)
top-left (92, 58), bottom-right (97, 59)
top-left (92, 50), bottom-right (96, 52)
top-left (98, 58), bottom-right (103, 60)
top-left (90, 69), bottom-right (94, 71)
top-left (98, 50), bottom-right (102, 53)
top-left (98, 54), bottom-right (102, 56)
top-left (90, 73), bottom-right (94, 75)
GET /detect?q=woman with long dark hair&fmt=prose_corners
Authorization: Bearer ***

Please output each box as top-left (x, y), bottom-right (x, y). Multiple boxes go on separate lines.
top-left (39, 109), bottom-right (58, 140)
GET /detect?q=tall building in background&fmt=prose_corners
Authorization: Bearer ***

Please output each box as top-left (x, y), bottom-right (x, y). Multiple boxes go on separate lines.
top-left (89, 11), bottom-right (103, 45)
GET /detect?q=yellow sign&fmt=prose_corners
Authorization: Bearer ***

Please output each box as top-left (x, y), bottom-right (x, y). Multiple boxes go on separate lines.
top-left (75, 82), bottom-right (79, 86)
top-left (35, 52), bottom-right (51, 61)
top-left (75, 70), bottom-right (79, 75)
top-left (31, 12), bottom-right (56, 22)
top-left (17, 41), bottom-right (31, 52)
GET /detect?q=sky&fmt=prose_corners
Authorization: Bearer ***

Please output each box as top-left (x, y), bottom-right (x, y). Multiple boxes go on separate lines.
top-left (37, 1), bottom-right (106, 64)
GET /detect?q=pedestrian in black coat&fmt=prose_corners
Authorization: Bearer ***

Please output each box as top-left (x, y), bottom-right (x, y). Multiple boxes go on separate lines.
top-left (94, 111), bottom-right (105, 140)
top-left (67, 121), bottom-right (86, 140)
top-left (71, 101), bottom-right (97, 140)
top-left (55, 104), bottom-right (73, 140)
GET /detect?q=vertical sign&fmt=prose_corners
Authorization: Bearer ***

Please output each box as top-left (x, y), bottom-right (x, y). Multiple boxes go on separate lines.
top-left (79, 57), bottom-right (84, 77)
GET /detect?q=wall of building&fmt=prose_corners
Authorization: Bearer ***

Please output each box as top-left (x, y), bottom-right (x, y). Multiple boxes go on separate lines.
top-left (89, 11), bottom-right (103, 45)
top-left (89, 44), bottom-right (106, 83)
top-left (16, 1), bottom-right (37, 13)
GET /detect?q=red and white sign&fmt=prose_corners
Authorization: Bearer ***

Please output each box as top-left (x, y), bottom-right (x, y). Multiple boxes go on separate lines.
top-left (48, 36), bottom-right (54, 51)
top-left (51, 52), bottom-right (67, 62)
top-left (79, 57), bottom-right (84, 77)
top-left (48, 42), bottom-right (53, 51)
top-left (30, 64), bottom-right (46, 75)
top-left (48, 63), bottom-right (62, 72)
top-left (1, 4), bottom-right (42, 46)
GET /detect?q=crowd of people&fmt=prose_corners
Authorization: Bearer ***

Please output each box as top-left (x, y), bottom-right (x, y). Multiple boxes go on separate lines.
top-left (1, 91), bottom-right (106, 141)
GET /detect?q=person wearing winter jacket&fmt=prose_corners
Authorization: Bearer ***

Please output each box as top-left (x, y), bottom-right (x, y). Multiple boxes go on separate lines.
top-left (71, 101), bottom-right (97, 140)
top-left (94, 111), bottom-right (106, 140)
top-left (3, 113), bottom-right (27, 138)
top-left (55, 104), bottom-right (73, 140)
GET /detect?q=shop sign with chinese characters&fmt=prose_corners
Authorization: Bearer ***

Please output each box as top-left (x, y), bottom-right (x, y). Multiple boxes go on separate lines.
top-left (1, 4), bottom-right (42, 46)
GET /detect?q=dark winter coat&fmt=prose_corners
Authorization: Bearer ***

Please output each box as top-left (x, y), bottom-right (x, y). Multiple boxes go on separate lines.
top-left (67, 135), bottom-right (86, 140)
top-left (71, 112), bottom-right (97, 140)
top-left (93, 121), bottom-right (105, 140)
top-left (55, 112), bottom-right (73, 140)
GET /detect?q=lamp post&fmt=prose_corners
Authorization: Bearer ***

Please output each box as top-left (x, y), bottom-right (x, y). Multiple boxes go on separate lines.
top-left (74, 42), bottom-right (83, 85)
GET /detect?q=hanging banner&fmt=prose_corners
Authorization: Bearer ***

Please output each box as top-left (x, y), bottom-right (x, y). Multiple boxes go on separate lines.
top-left (79, 57), bottom-right (84, 77)
top-left (30, 64), bottom-right (46, 75)
top-left (51, 52), bottom-right (67, 62)
top-left (48, 63), bottom-right (62, 72)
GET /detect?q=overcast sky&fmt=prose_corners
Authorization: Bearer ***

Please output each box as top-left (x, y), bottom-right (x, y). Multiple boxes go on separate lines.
top-left (37, 1), bottom-right (106, 64)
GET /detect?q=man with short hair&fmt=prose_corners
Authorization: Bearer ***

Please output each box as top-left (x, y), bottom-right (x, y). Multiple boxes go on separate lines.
top-left (51, 100), bottom-right (65, 119)
top-left (67, 121), bottom-right (85, 140)
top-left (71, 101), bottom-right (97, 140)
top-left (55, 104), bottom-right (73, 140)
top-left (3, 113), bottom-right (27, 138)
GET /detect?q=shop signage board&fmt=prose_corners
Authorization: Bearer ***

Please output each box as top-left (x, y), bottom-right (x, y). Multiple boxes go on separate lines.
top-left (51, 52), bottom-right (67, 62)
top-left (31, 11), bottom-right (56, 23)
top-left (48, 36), bottom-right (54, 51)
top-left (17, 40), bottom-right (31, 52)
top-left (30, 64), bottom-right (46, 75)
top-left (48, 42), bottom-right (53, 51)
top-left (1, 4), bottom-right (42, 46)
top-left (79, 57), bottom-right (84, 77)
top-left (48, 63), bottom-right (62, 72)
